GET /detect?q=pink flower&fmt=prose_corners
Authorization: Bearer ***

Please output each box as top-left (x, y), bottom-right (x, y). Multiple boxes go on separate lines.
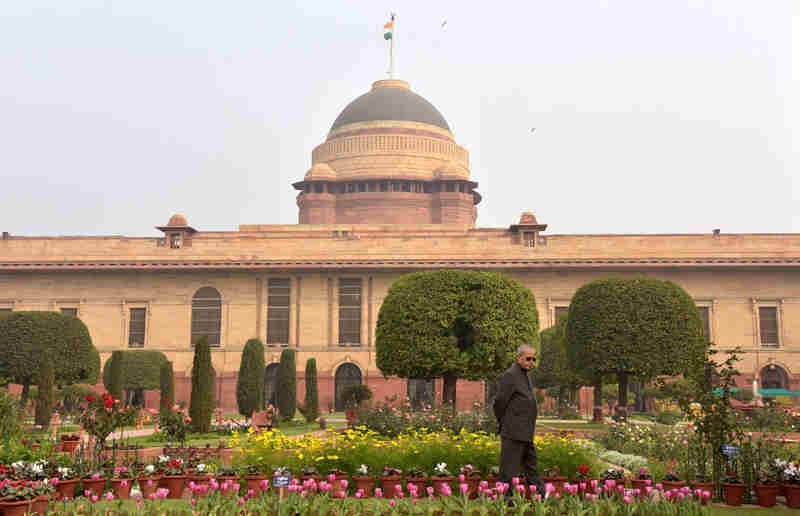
top-left (390, 500), bottom-right (396, 507)
top-left (232, 483), bottom-right (240, 492)
top-left (191, 499), bottom-right (197, 506)
top-left (530, 485), bottom-right (537, 493)
top-left (50, 478), bottom-right (59, 486)
top-left (479, 481), bottom-right (488, 489)
top-left (458, 474), bottom-right (465, 483)
top-left (91, 495), bottom-right (99, 503)
top-left (340, 479), bottom-right (348, 490)
top-left (104, 492), bottom-right (114, 501)
top-left (355, 490), bottom-right (362, 499)
top-left (516, 485), bottom-right (525, 493)
top-left (260, 479), bottom-right (269, 490)
top-left (84, 490), bottom-right (91, 497)
top-left (426, 486), bottom-right (434, 496)
top-left (120, 480), bottom-right (127, 488)
top-left (146, 479), bottom-right (153, 487)
top-left (512, 477), bottom-right (520, 486)
top-left (395, 483), bottom-right (402, 493)
top-left (460, 483), bottom-right (469, 495)
top-left (623, 495), bottom-right (631, 504)
top-left (375, 488), bottom-right (383, 498)
top-left (238, 498), bottom-right (244, 506)
top-left (91, 473), bottom-right (100, 480)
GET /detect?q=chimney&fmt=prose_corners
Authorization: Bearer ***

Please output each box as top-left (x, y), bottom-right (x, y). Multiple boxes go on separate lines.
top-left (712, 229), bottom-right (720, 238)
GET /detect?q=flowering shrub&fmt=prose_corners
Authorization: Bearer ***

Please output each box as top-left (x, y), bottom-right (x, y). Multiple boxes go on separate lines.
top-left (157, 404), bottom-right (192, 445)
top-left (77, 392), bottom-right (137, 462)
top-left (353, 397), bottom-right (497, 437)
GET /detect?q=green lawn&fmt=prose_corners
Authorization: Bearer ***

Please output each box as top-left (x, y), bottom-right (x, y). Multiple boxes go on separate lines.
top-left (537, 422), bottom-right (607, 431)
top-left (710, 505), bottom-right (795, 515)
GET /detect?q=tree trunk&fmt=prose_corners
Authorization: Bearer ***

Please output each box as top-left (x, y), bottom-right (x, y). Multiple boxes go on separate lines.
top-left (557, 386), bottom-right (568, 417)
top-left (19, 382), bottom-right (30, 410)
top-left (442, 372), bottom-right (458, 411)
top-left (593, 378), bottom-right (603, 422)
top-left (618, 372), bottom-right (629, 420)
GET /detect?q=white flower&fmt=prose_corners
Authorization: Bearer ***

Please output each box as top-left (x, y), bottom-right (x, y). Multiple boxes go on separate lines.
top-left (30, 463), bottom-right (44, 475)
top-left (196, 464), bottom-right (206, 472)
top-left (145, 465), bottom-right (155, 474)
top-left (57, 467), bottom-right (72, 478)
top-left (11, 461), bottom-right (24, 470)
top-left (157, 455), bottom-right (170, 464)
top-left (357, 464), bottom-right (368, 475)
top-left (434, 463), bottom-right (448, 475)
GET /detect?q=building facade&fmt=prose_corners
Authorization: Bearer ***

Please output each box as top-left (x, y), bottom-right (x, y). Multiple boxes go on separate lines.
top-left (1, 79), bottom-right (799, 412)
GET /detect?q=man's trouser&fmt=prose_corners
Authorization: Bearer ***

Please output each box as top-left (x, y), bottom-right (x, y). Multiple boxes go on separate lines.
top-left (499, 437), bottom-right (545, 497)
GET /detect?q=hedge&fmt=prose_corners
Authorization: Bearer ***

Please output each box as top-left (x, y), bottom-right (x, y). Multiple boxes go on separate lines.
top-left (102, 350), bottom-right (169, 391)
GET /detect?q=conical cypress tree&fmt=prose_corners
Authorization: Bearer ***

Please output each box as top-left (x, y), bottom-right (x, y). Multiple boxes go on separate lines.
top-left (236, 338), bottom-right (265, 418)
top-left (277, 349), bottom-right (296, 421)
top-left (159, 360), bottom-right (175, 415)
top-left (303, 358), bottom-right (319, 423)
top-left (189, 337), bottom-right (214, 432)
top-left (109, 350), bottom-right (124, 402)
top-left (34, 351), bottom-right (55, 428)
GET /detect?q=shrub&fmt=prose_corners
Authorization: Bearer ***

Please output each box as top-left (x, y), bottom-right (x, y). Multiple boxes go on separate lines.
top-left (354, 397), bottom-right (497, 437)
top-left (56, 384), bottom-right (94, 417)
top-left (108, 350), bottom-right (124, 402)
top-left (34, 352), bottom-right (54, 428)
top-left (340, 384), bottom-right (373, 409)
top-left (277, 349), bottom-right (296, 421)
top-left (303, 358), bottom-right (319, 423)
top-left (102, 350), bottom-right (168, 391)
top-left (237, 339), bottom-right (265, 418)
top-left (599, 450), bottom-right (649, 472)
top-left (655, 408), bottom-right (682, 425)
top-left (159, 361), bottom-right (175, 415)
top-left (0, 391), bottom-right (22, 441)
top-left (189, 337), bottom-right (214, 432)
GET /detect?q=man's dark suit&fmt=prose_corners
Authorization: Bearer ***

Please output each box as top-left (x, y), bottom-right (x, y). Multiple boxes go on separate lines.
top-left (492, 362), bottom-right (544, 493)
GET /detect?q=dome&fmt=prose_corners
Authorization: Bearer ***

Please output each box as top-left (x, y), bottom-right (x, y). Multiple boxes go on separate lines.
top-left (167, 214), bottom-right (188, 227)
top-left (304, 163), bottom-right (336, 181)
top-left (519, 211), bottom-right (539, 225)
top-left (330, 80), bottom-right (450, 132)
top-left (434, 162), bottom-right (469, 181)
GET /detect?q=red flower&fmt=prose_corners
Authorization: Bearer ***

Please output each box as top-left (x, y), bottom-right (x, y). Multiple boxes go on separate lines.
top-left (86, 394), bottom-right (95, 402)
top-left (103, 398), bottom-right (113, 409)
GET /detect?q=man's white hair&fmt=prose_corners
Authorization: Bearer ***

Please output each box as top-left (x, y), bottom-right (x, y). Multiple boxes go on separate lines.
top-left (517, 344), bottom-right (535, 355)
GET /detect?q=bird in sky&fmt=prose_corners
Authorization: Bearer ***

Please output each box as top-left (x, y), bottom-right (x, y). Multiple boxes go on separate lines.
top-left (531, 128), bottom-right (536, 133)
top-left (441, 19), bottom-right (447, 28)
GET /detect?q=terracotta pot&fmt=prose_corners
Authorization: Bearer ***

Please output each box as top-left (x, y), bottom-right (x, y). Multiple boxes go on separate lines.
top-left (466, 475), bottom-right (481, 499)
top-left (630, 478), bottom-right (649, 495)
top-left (431, 476), bottom-right (454, 495)
top-left (163, 475), bottom-right (187, 499)
top-left (216, 476), bottom-right (239, 496)
top-left (138, 477), bottom-right (159, 499)
top-left (543, 476), bottom-right (568, 494)
top-left (785, 484), bottom-right (800, 509)
top-left (111, 478), bottom-right (132, 500)
top-left (83, 478), bottom-right (108, 497)
top-left (722, 482), bottom-right (745, 506)
top-left (661, 480), bottom-right (686, 491)
top-left (0, 499), bottom-right (35, 516)
top-left (755, 483), bottom-right (779, 508)
top-left (405, 477), bottom-right (427, 497)
top-left (690, 481), bottom-right (713, 505)
top-left (352, 476), bottom-right (375, 497)
top-left (54, 478), bottom-right (80, 500)
top-left (331, 474), bottom-right (349, 498)
top-left (485, 475), bottom-right (498, 488)
top-left (380, 475), bottom-right (402, 498)
top-left (191, 475), bottom-right (213, 497)
top-left (60, 439), bottom-right (81, 453)
top-left (244, 474), bottom-right (267, 494)
top-left (31, 496), bottom-right (48, 514)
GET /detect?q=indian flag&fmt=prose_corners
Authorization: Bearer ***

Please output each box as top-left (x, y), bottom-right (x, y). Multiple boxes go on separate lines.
top-left (384, 20), bottom-right (393, 40)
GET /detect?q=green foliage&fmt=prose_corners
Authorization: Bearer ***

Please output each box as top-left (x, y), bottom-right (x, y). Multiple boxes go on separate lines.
top-left (108, 350), bottom-right (124, 402)
top-left (376, 270), bottom-right (539, 405)
top-left (189, 336), bottom-right (214, 433)
top-left (102, 350), bottom-right (168, 391)
top-left (0, 311), bottom-right (99, 391)
top-left (158, 405), bottom-right (191, 446)
top-left (354, 397), bottom-right (498, 437)
top-left (159, 360), bottom-right (175, 415)
top-left (0, 390), bottom-right (22, 441)
top-left (237, 338), bottom-right (266, 418)
top-left (340, 383), bottom-right (373, 409)
top-left (34, 351), bottom-right (55, 427)
top-left (277, 349), bottom-right (297, 421)
top-left (78, 391), bottom-right (138, 463)
top-left (55, 384), bottom-right (94, 417)
top-left (535, 313), bottom-right (590, 412)
top-left (303, 358), bottom-right (319, 423)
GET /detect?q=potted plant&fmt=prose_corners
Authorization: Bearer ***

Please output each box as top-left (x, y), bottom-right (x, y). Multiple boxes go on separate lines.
top-left (299, 465), bottom-right (321, 484)
top-left (137, 463), bottom-right (160, 499)
top-left (161, 457), bottom-right (188, 499)
top-left (573, 464), bottom-right (594, 495)
top-left (60, 434), bottom-right (82, 454)
top-left (32, 479), bottom-right (54, 514)
top-left (661, 470), bottom-right (686, 490)
top-left (460, 464), bottom-right (482, 499)
top-left (486, 466), bottom-right (499, 487)
top-left (721, 471), bottom-right (745, 506)
top-left (543, 466), bottom-right (568, 494)
top-left (327, 469), bottom-right (348, 498)
top-left (405, 465), bottom-right (428, 495)
top-left (352, 464), bottom-right (375, 498)
top-left (81, 471), bottom-right (108, 497)
top-left (631, 467), bottom-right (651, 492)
top-left (0, 481), bottom-right (39, 516)
top-left (381, 466), bottom-right (403, 499)
top-left (111, 465), bottom-right (134, 500)
top-left (782, 460), bottom-right (800, 508)
top-left (431, 462), bottom-right (454, 495)
top-left (243, 464), bottom-right (267, 493)
top-left (754, 463), bottom-right (781, 508)
top-left (53, 466), bottom-right (79, 500)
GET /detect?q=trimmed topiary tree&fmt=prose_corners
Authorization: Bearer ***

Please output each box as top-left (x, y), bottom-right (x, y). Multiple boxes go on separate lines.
top-left (565, 277), bottom-right (707, 418)
top-left (236, 338), bottom-right (265, 419)
top-left (0, 311), bottom-right (99, 407)
top-left (277, 349), bottom-right (296, 421)
top-left (34, 351), bottom-right (55, 428)
top-left (189, 336), bottom-right (214, 432)
top-left (535, 313), bottom-right (590, 416)
top-left (376, 270), bottom-right (539, 408)
top-left (108, 350), bottom-right (125, 402)
top-left (160, 361), bottom-right (175, 415)
top-left (303, 358), bottom-right (319, 423)
top-left (102, 350), bottom-right (169, 392)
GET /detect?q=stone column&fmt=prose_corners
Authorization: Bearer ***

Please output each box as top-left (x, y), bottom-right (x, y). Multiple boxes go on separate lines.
top-left (255, 277), bottom-right (264, 341)
top-left (367, 277), bottom-right (374, 348)
top-left (295, 276), bottom-right (302, 348)
top-left (289, 277), bottom-right (298, 348)
top-left (360, 277), bottom-right (369, 348)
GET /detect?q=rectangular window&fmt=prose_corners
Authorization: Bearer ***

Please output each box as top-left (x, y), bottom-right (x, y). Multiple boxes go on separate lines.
top-left (339, 278), bottom-right (362, 346)
top-left (380, 182), bottom-right (388, 192)
top-left (368, 182), bottom-right (376, 192)
top-left (697, 306), bottom-right (711, 340)
top-left (60, 307), bottom-right (78, 318)
top-left (314, 183), bottom-right (324, 193)
top-left (554, 306), bottom-right (569, 323)
top-left (392, 182), bottom-right (401, 192)
top-left (523, 232), bottom-right (536, 248)
top-left (759, 306), bottom-right (779, 347)
top-left (445, 183), bottom-right (456, 192)
top-left (267, 279), bottom-right (291, 346)
top-left (358, 183), bottom-right (366, 192)
top-left (128, 308), bottom-right (146, 348)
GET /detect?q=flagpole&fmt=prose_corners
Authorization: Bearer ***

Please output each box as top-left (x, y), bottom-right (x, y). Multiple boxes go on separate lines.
top-left (388, 13), bottom-right (396, 78)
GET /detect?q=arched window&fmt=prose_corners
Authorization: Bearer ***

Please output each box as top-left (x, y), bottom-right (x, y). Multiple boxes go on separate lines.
top-left (407, 378), bottom-right (434, 410)
top-left (335, 363), bottom-right (362, 412)
top-left (761, 364), bottom-right (789, 390)
top-left (191, 287), bottom-right (221, 347)
top-left (264, 363), bottom-right (280, 409)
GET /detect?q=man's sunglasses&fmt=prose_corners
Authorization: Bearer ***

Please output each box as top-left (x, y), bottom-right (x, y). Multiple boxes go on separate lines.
top-left (524, 356), bottom-right (537, 362)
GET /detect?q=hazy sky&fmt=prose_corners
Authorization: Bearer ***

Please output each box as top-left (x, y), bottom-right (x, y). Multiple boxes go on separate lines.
top-left (1, 1), bottom-right (797, 237)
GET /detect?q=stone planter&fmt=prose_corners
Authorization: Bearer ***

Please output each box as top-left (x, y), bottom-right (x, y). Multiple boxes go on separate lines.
top-left (216, 476), bottom-right (239, 495)
top-left (138, 477), bottom-right (159, 499)
top-left (690, 481), bottom-right (713, 505)
top-left (244, 474), bottom-right (267, 494)
top-left (630, 478), bottom-right (649, 495)
top-left (0, 499), bottom-right (36, 516)
top-left (192, 475), bottom-right (213, 497)
top-left (405, 477), bottom-right (427, 497)
top-left (754, 483), bottom-right (779, 508)
top-left (82, 478), bottom-right (108, 497)
top-left (661, 480), bottom-right (687, 491)
top-left (331, 474), bottom-right (349, 498)
top-left (163, 475), bottom-right (187, 499)
top-left (111, 478), bottom-right (133, 500)
top-left (31, 496), bottom-right (48, 514)
top-left (380, 475), bottom-right (403, 498)
top-left (431, 476), bottom-right (454, 495)
top-left (543, 476), bottom-right (568, 494)
top-left (785, 483), bottom-right (800, 509)
top-left (54, 478), bottom-right (80, 500)
top-left (352, 476), bottom-right (375, 497)
top-left (466, 475), bottom-right (481, 499)
top-left (722, 482), bottom-right (745, 506)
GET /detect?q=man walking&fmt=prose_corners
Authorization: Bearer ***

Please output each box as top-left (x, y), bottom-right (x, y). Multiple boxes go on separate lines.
top-left (492, 344), bottom-right (545, 496)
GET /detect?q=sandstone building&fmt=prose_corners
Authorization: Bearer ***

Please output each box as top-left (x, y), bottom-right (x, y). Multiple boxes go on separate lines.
top-left (1, 79), bottom-right (798, 412)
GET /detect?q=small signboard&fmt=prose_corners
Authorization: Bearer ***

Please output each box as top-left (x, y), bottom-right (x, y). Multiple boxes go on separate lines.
top-left (721, 444), bottom-right (740, 457)
top-left (273, 475), bottom-right (291, 488)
